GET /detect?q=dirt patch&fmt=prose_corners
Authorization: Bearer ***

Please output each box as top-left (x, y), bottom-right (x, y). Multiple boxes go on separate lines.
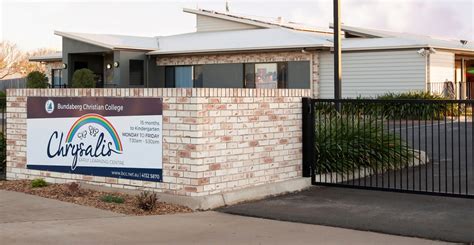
top-left (0, 180), bottom-right (192, 216)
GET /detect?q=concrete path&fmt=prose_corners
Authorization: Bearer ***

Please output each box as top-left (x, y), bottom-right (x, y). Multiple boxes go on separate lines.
top-left (219, 186), bottom-right (474, 243)
top-left (0, 190), bottom-right (444, 245)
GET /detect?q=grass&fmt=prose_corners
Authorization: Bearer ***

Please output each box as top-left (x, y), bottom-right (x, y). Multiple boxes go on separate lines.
top-left (100, 194), bottom-right (125, 204)
top-left (31, 178), bottom-right (48, 188)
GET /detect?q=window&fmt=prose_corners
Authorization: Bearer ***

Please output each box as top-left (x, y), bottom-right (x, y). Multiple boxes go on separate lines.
top-left (129, 60), bottom-right (144, 85)
top-left (244, 64), bottom-right (255, 88)
top-left (194, 65), bottom-right (203, 88)
top-left (156, 61), bottom-right (310, 89)
top-left (287, 61), bottom-right (310, 89)
top-left (175, 66), bottom-right (193, 88)
top-left (202, 64), bottom-right (243, 88)
top-left (277, 63), bottom-right (288, 88)
top-left (255, 63), bottom-right (278, 88)
top-left (51, 69), bottom-right (62, 87)
top-left (162, 65), bottom-right (202, 88)
top-left (245, 63), bottom-right (284, 88)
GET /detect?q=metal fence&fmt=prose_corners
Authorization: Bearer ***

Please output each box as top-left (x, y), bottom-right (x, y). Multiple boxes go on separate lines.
top-left (303, 98), bottom-right (474, 198)
top-left (0, 78), bottom-right (27, 91)
top-left (428, 81), bottom-right (474, 100)
top-left (0, 97), bottom-right (5, 179)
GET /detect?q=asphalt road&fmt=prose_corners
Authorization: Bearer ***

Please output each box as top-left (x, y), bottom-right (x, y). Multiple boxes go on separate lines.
top-left (219, 186), bottom-right (474, 243)
top-left (219, 120), bottom-right (474, 243)
top-left (401, 120), bottom-right (474, 195)
top-left (324, 120), bottom-right (474, 196)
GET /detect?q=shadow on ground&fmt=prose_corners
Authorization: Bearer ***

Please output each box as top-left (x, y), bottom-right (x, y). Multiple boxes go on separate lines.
top-left (218, 186), bottom-right (474, 243)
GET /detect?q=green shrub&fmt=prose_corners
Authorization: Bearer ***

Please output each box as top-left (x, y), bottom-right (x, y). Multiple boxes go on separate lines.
top-left (320, 91), bottom-right (461, 120)
top-left (31, 178), bottom-right (48, 188)
top-left (315, 115), bottom-right (413, 174)
top-left (377, 91), bottom-right (444, 100)
top-left (375, 91), bottom-right (461, 119)
top-left (0, 91), bottom-right (5, 109)
top-left (136, 191), bottom-right (158, 211)
top-left (100, 194), bottom-right (125, 204)
top-left (26, 71), bottom-right (49, 88)
top-left (71, 69), bottom-right (95, 88)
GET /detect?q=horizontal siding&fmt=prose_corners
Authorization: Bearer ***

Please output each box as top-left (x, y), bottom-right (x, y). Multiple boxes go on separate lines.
top-left (196, 15), bottom-right (260, 32)
top-left (319, 50), bottom-right (427, 98)
top-left (429, 51), bottom-right (455, 94)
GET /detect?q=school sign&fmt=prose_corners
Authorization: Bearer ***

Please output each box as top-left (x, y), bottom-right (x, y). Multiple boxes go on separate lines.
top-left (26, 97), bottom-right (163, 182)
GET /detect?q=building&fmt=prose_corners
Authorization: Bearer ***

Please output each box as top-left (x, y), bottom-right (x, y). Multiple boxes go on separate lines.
top-left (30, 8), bottom-right (474, 98)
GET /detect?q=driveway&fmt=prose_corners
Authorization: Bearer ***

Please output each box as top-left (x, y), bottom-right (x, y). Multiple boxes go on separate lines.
top-left (0, 190), bottom-right (442, 245)
top-left (331, 120), bottom-right (474, 196)
top-left (219, 186), bottom-right (474, 243)
top-left (399, 120), bottom-right (473, 195)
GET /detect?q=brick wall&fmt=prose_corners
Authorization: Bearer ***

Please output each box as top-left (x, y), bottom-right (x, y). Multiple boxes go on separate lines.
top-left (156, 51), bottom-right (320, 98)
top-left (6, 88), bottom-right (310, 196)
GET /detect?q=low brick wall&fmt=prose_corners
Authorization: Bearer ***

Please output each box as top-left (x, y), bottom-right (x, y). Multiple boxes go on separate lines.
top-left (6, 88), bottom-right (310, 196)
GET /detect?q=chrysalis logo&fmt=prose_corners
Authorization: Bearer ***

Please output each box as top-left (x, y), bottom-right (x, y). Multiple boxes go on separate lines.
top-left (46, 113), bottom-right (123, 170)
top-left (45, 100), bottom-right (54, 114)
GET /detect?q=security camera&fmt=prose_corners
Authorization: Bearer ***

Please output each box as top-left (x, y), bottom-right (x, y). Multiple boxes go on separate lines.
top-left (417, 48), bottom-right (426, 56)
top-left (429, 47), bottom-right (437, 54)
top-left (460, 40), bottom-right (468, 45)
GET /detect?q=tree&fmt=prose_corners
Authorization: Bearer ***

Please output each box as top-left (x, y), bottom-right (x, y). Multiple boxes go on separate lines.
top-left (26, 71), bottom-right (48, 88)
top-left (0, 41), bottom-right (57, 79)
top-left (72, 69), bottom-right (95, 88)
top-left (0, 41), bottom-right (23, 79)
top-left (20, 48), bottom-right (58, 75)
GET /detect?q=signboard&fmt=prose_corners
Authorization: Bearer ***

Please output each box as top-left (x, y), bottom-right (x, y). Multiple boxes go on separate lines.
top-left (27, 97), bottom-right (163, 182)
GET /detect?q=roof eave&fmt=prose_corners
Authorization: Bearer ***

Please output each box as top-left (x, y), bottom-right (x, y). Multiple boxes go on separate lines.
top-left (147, 44), bottom-right (332, 55)
top-left (29, 57), bottom-right (62, 62)
top-left (55, 30), bottom-right (115, 50)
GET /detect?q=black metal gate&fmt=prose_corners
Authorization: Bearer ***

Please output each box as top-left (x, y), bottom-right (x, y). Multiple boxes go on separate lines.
top-left (303, 98), bottom-right (474, 198)
top-left (0, 96), bottom-right (5, 179)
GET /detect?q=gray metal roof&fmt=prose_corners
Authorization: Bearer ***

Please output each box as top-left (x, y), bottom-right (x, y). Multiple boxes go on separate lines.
top-left (54, 31), bottom-right (159, 50)
top-left (29, 52), bottom-right (62, 62)
top-left (338, 25), bottom-right (473, 52)
top-left (48, 13), bottom-right (473, 57)
top-left (183, 8), bottom-right (333, 34)
top-left (148, 28), bottom-right (333, 55)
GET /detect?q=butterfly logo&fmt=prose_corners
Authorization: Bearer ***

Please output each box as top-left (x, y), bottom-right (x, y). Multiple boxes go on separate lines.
top-left (77, 130), bottom-right (87, 140)
top-left (88, 125), bottom-right (99, 137)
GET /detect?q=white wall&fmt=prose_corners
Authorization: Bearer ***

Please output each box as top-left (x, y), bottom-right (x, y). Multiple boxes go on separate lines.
top-left (196, 15), bottom-right (260, 32)
top-left (319, 50), bottom-right (427, 98)
top-left (428, 51), bottom-right (455, 95)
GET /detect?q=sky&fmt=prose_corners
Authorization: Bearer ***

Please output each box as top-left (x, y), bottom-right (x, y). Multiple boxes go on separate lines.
top-left (0, 0), bottom-right (473, 51)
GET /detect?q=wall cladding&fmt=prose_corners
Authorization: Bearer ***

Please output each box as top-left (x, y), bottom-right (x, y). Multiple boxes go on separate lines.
top-left (6, 88), bottom-right (310, 197)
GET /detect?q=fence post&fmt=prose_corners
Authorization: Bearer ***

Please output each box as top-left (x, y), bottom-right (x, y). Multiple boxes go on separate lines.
top-left (302, 97), bottom-right (315, 178)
